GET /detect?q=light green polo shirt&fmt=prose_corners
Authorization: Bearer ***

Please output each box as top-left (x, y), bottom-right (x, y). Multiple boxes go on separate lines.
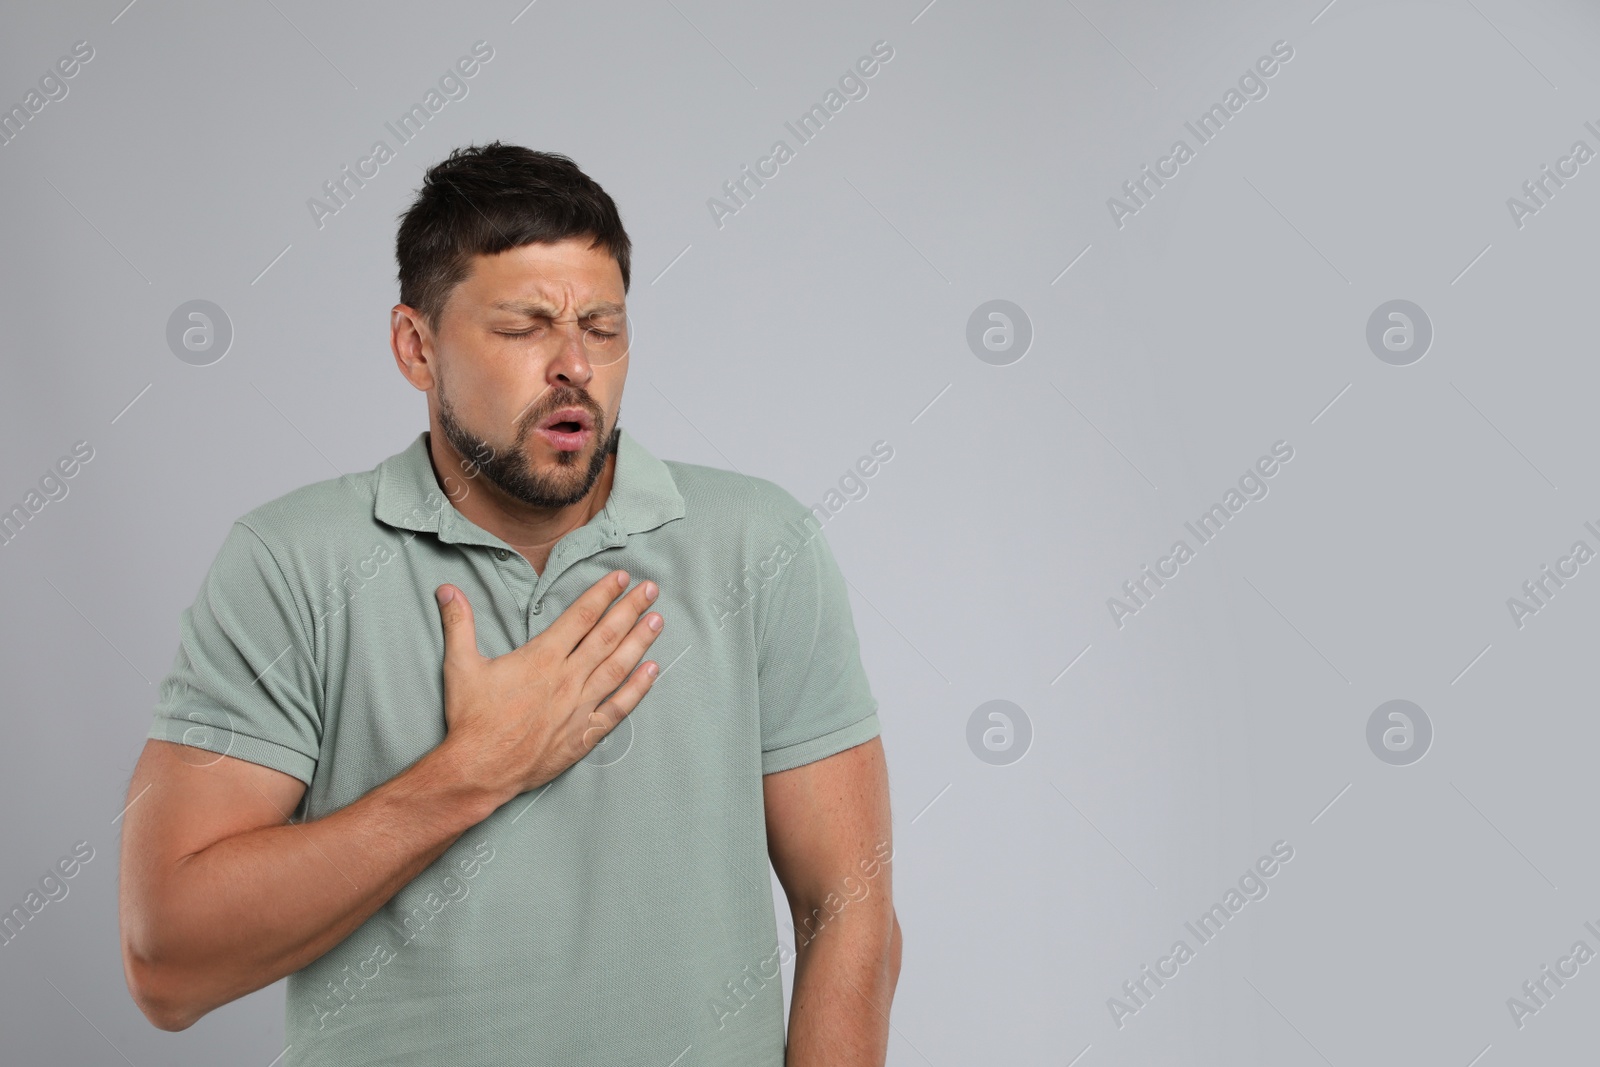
top-left (146, 427), bottom-right (881, 1066)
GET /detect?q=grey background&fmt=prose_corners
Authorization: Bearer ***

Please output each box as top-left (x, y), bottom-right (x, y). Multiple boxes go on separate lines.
top-left (2, 0), bottom-right (1597, 1063)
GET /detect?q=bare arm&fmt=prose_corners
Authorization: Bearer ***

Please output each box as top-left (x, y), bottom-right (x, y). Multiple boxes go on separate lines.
top-left (119, 739), bottom-right (496, 1030)
top-left (764, 736), bottom-right (902, 1067)
top-left (120, 571), bottom-right (665, 1031)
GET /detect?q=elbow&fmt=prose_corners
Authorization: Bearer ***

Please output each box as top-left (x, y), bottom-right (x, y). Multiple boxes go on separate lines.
top-left (126, 958), bottom-right (204, 1031)
top-left (147, 1004), bottom-right (200, 1033)
top-left (127, 974), bottom-right (194, 1032)
top-left (790, 894), bottom-right (901, 987)
top-left (122, 932), bottom-right (205, 1032)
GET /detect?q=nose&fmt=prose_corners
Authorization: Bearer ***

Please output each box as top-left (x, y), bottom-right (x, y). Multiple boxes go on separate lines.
top-left (545, 323), bottom-right (595, 389)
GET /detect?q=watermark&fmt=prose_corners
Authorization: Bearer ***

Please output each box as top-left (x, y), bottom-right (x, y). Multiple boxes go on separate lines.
top-left (315, 440), bottom-right (496, 623)
top-left (711, 513), bottom-right (823, 630)
top-left (967, 699), bottom-right (1032, 766)
top-left (1506, 921), bottom-right (1600, 1029)
top-left (0, 440), bottom-right (95, 550)
top-left (306, 839), bottom-right (495, 1029)
top-left (1365, 299), bottom-right (1432, 366)
top-left (0, 841), bottom-right (96, 949)
top-left (166, 299), bottom-right (234, 366)
top-left (966, 300), bottom-right (1033, 366)
top-left (707, 40), bottom-right (895, 229)
top-left (710, 440), bottom-right (894, 629)
top-left (581, 715), bottom-right (632, 767)
top-left (709, 839), bottom-right (893, 1030)
top-left (1106, 840), bottom-right (1295, 1029)
top-left (307, 41), bottom-right (495, 231)
top-left (1107, 40), bottom-right (1295, 230)
top-left (1506, 120), bottom-right (1600, 230)
top-left (1506, 521), bottom-right (1600, 629)
top-left (1107, 441), bottom-right (1295, 628)
top-left (794, 839), bottom-right (893, 949)
top-left (805, 440), bottom-right (895, 526)
top-left (709, 940), bottom-right (794, 1033)
top-left (0, 40), bottom-right (94, 149)
top-left (1365, 699), bottom-right (1432, 766)
top-left (312, 530), bottom-right (417, 625)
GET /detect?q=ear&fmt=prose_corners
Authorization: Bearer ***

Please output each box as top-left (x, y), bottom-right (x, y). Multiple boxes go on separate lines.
top-left (391, 304), bottom-right (437, 391)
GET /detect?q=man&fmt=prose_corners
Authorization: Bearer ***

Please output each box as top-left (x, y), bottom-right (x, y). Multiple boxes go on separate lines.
top-left (119, 143), bottom-right (900, 1066)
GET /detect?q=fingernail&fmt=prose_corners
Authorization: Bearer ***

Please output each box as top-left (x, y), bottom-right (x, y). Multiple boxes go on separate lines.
top-left (436, 586), bottom-right (454, 606)
top-left (647, 614), bottom-right (662, 631)
top-left (646, 662), bottom-right (659, 677)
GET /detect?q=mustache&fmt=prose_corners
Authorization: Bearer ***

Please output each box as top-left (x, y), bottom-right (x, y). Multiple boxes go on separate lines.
top-left (524, 392), bottom-right (602, 431)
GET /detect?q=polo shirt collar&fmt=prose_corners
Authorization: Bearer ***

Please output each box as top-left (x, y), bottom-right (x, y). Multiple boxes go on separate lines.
top-left (373, 426), bottom-right (685, 550)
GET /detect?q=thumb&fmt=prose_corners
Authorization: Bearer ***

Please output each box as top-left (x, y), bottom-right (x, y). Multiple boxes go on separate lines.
top-left (435, 584), bottom-right (480, 671)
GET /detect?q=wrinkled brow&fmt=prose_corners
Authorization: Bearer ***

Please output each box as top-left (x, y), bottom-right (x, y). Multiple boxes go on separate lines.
top-left (491, 300), bottom-right (625, 319)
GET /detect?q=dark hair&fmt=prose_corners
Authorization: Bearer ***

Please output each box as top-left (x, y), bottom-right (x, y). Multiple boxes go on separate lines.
top-left (395, 142), bottom-right (632, 332)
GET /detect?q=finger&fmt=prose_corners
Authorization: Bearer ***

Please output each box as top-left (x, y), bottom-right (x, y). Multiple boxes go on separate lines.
top-left (578, 608), bottom-right (663, 706)
top-left (531, 569), bottom-right (631, 660)
top-left (570, 579), bottom-right (660, 675)
top-left (435, 584), bottom-right (482, 674)
top-left (581, 660), bottom-right (660, 751)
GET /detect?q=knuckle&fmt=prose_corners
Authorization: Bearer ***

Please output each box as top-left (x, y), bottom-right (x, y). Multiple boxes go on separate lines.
top-left (607, 614), bottom-right (637, 647)
top-left (545, 672), bottom-right (575, 704)
top-left (573, 600), bottom-right (603, 630)
top-left (582, 708), bottom-right (616, 745)
top-left (597, 656), bottom-right (629, 690)
top-left (524, 641), bottom-right (555, 673)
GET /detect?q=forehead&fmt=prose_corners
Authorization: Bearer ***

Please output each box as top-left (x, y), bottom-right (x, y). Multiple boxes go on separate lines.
top-left (455, 236), bottom-right (623, 310)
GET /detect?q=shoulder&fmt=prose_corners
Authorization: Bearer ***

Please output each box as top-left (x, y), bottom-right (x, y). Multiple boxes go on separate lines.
top-left (663, 460), bottom-right (817, 543)
top-left (232, 466), bottom-right (383, 561)
top-left (199, 463), bottom-right (389, 639)
top-left (193, 454), bottom-right (391, 631)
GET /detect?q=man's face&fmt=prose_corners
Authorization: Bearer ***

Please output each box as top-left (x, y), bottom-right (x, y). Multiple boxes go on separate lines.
top-left (424, 236), bottom-right (629, 510)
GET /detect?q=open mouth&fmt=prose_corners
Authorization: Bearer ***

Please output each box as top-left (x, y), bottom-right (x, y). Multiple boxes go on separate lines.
top-left (535, 408), bottom-right (595, 452)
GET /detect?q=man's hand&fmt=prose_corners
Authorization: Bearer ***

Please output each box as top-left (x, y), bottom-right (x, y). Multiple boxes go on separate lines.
top-left (121, 568), bottom-right (665, 1031)
top-left (431, 569), bottom-right (664, 806)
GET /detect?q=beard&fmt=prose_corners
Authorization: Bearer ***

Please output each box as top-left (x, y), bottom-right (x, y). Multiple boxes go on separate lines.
top-left (435, 372), bottom-right (620, 511)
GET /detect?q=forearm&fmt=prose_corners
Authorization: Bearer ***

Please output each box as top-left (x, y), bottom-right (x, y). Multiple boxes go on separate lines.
top-left (785, 901), bottom-right (901, 1067)
top-left (125, 746), bottom-right (500, 1030)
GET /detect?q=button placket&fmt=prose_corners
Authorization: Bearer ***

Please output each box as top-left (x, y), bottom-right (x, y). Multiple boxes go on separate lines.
top-left (487, 546), bottom-right (537, 636)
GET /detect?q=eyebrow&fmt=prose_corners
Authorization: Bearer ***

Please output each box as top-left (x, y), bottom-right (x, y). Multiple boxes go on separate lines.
top-left (490, 300), bottom-right (625, 319)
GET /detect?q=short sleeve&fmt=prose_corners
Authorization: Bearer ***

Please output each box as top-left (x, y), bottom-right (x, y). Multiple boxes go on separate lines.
top-left (756, 515), bottom-right (881, 774)
top-left (146, 521), bottom-right (323, 785)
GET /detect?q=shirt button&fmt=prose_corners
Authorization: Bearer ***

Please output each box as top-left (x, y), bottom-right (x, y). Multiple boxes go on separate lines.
top-left (531, 601), bottom-right (543, 615)
top-left (494, 548), bottom-right (510, 561)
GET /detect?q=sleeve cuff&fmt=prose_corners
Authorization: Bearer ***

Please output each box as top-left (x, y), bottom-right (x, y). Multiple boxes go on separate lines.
top-left (761, 708), bottom-right (881, 775)
top-left (146, 716), bottom-right (318, 786)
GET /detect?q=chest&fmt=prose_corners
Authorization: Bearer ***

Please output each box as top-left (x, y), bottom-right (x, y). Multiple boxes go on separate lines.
top-left (304, 541), bottom-right (762, 818)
